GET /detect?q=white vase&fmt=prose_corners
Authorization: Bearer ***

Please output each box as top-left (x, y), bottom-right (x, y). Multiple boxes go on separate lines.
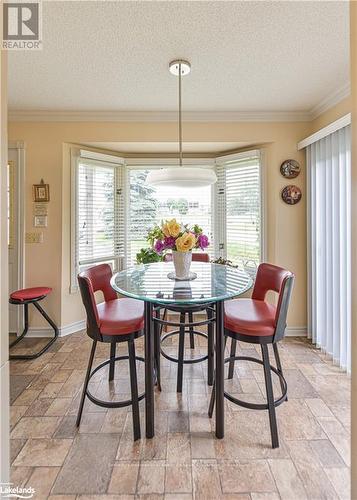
top-left (172, 250), bottom-right (192, 279)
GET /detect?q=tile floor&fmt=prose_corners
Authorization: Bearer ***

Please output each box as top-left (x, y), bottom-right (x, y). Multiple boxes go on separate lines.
top-left (9, 331), bottom-right (351, 499)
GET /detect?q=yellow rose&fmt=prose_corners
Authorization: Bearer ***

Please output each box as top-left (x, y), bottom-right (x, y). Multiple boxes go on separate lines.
top-left (176, 232), bottom-right (196, 252)
top-left (162, 219), bottom-right (181, 238)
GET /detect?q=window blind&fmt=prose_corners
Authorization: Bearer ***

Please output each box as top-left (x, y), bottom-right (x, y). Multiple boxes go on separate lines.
top-left (215, 154), bottom-right (261, 274)
top-left (72, 153), bottom-right (124, 289)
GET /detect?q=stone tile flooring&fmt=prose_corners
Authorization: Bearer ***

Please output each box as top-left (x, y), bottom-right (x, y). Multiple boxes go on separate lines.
top-left (9, 331), bottom-right (351, 499)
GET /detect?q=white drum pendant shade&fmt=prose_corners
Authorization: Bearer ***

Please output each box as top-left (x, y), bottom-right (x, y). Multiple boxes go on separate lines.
top-left (146, 167), bottom-right (217, 188)
top-left (146, 60), bottom-right (217, 188)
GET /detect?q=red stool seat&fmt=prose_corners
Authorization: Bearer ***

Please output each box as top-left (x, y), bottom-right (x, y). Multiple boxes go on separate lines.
top-left (224, 298), bottom-right (276, 337)
top-left (97, 298), bottom-right (144, 335)
top-left (10, 287), bottom-right (52, 302)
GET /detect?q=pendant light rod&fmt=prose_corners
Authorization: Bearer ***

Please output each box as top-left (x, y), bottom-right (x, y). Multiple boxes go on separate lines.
top-left (169, 59), bottom-right (191, 168)
top-left (179, 61), bottom-right (182, 167)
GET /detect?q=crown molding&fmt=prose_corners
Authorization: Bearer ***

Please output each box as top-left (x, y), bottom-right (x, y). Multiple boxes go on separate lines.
top-left (8, 81), bottom-right (351, 123)
top-left (8, 109), bottom-right (312, 123)
top-left (310, 82), bottom-right (351, 120)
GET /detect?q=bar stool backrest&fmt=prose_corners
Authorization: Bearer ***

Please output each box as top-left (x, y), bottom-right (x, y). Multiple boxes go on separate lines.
top-left (78, 264), bottom-right (117, 340)
top-left (252, 263), bottom-right (295, 343)
top-left (164, 252), bottom-right (210, 263)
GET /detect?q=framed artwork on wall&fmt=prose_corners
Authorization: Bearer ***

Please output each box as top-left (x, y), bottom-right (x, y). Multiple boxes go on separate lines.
top-left (33, 180), bottom-right (50, 202)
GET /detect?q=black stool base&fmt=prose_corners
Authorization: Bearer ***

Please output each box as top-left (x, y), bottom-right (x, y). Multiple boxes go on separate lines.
top-left (208, 349), bottom-right (287, 449)
top-left (9, 299), bottom-right (59, 360)
top-left (160, 329), bottom-right (209, 364)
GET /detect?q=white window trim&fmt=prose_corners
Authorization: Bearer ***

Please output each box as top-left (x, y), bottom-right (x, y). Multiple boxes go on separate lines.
top-left (214, 149), bottom-right (266, 264)
top-left (70, 147), bottom-right (125, 293)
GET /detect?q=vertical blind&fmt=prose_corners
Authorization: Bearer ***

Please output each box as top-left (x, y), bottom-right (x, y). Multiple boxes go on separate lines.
top-left (307, 125), bottom-right (351, 371)
top-left (74, 157), bottom-right (124, 277)
top-left (215, 154), bottom-right (261, 274)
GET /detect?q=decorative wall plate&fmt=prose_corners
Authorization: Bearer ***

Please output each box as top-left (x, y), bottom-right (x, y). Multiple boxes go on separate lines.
top-left (280, 159), bottom-right (300, 179)
top-left (281, 185), bottom-right (302, 205)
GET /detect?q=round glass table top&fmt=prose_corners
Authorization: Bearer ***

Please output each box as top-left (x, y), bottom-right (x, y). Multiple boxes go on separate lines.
top-left (111, 262), bottom-right (253, 305)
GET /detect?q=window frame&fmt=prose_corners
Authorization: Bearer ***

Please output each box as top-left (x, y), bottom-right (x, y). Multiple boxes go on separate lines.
top-left (71, 149), bottom-right (266, 292)
top-left (214, 149), bottom-right (266, 266)
top-left (70, 148), bottom-right (125, 293)
top-left (125, 160), bottom-right (216, 268)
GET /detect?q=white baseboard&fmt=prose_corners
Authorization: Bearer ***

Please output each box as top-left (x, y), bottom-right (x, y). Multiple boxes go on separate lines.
top-left (26, 319), bottom-right (306, 339)
top-left (27, 319), bottom-right (86, 338)
top-left (285, 326), bottom-right (307, 337)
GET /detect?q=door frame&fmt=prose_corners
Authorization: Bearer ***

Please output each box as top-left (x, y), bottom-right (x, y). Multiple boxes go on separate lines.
top-left (8, 141), bottom-right (25, 333)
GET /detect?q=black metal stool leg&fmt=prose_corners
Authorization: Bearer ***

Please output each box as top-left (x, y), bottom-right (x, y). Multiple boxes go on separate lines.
top-left (109, 342), bottom-right (116, 381)
top-left (208, 336), bottom-right (227, 417)
top-left (273, 343), bottom-right (287, 400)
top-left (261, 344), bottom-right (279, 448)
top-left (10, 300), bottom-right (59, 360)
top-left (9, 303), bottom-right (29, 348)
top-left (177, 312), bottom-right (185, 393)
top-left (128, 338), bottom-right (141, 441)
top-left (154, 308), bottom-right (161, 391)
top-left (228, 338), bottom-right (237, 379)
top-left (207, 307), bottom-right (214, 386)
top-left (189, 311), bottom-right (195, 349)
top-left (77, 340), bottom-right (97, 427)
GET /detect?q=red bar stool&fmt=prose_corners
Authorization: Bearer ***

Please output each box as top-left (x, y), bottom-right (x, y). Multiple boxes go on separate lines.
top-left (9, 287), bottom-right (58, 360)
top-left (77, 264), bottom-right (145, 441)
top-left (209, 263), bottom-right (294, 448)
top-left (159, 252), bottom-right (214, 392)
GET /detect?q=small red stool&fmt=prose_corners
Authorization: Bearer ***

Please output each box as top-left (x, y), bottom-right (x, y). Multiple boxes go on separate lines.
top-left (9, 287), bottom-right (58, 360)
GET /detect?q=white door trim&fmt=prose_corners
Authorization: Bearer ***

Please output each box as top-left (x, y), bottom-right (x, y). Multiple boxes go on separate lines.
top-left (8, 142), bottom-right (25, 333)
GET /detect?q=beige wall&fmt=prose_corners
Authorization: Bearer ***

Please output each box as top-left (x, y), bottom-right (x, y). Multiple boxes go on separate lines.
top-left (350, 1), bottom-right (356, 497)
top-left (8, 120), bottom-right (308, 330)
top-left (309, 96), bottom-right (352, 135)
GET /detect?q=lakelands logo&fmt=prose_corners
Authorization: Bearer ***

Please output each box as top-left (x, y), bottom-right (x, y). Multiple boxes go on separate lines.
top-left (0, 483), bottom-right (35, 498)
top-left (2, 1), bottom-right (42, 50)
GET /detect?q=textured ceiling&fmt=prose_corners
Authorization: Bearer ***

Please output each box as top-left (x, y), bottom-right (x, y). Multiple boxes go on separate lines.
top-left (8, 0), bottom-right (349, 113)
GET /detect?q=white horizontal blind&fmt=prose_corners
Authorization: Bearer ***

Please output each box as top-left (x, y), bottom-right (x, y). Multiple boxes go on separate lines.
top-left (127, 168), bottom-right (213, 266)
top-left (216, 154), bottom-right (261, 274)
top-left (75, 156), bottom-right (124, 276)
top-left (307, 125), bottom-right (351, 372)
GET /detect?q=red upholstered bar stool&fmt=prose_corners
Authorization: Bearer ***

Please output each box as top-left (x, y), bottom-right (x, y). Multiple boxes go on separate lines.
top-left (77, 264), bottom-right (145, 440)
top-left (209, 263), bottom-right (294, 448)
top-left (159, 252), bottom-right (214, 392)
top-left (9, 287), bottom-right (58, 360)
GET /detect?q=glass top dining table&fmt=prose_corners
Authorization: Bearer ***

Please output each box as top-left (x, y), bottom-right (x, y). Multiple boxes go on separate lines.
top-left (111, 261), bottom-right (253, 305)
top-left (111, 261), bottom-right (253, 440)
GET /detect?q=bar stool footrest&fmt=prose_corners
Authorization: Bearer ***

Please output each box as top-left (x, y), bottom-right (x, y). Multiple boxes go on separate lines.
top-left (85, 355), bottom-right (145, 408)
top-left (161, 329), bottom-right (208, 364)
top-left (223, 355), bottom-right (287, 409)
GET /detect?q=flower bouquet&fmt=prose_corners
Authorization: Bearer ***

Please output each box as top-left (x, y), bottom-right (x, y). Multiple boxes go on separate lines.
top-left (147, 219), bottom-right (209, 279)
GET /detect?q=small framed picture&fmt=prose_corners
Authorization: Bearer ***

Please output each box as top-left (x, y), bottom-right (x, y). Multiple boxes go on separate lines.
top-left (33, 181), bottom-right (50, 202)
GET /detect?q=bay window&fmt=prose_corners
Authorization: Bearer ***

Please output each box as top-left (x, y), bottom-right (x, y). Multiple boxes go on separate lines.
top-left (72, 149), bottom-right (263, 289)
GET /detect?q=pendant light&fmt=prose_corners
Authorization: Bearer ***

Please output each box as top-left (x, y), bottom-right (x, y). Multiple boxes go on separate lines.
top-left (145, 60), bottom-right (217, 188)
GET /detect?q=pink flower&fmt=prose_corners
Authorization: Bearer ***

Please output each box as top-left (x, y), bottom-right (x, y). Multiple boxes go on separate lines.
top-left (154, 240), bottom-right (165, 254)
top-left (198, 234), bottom-right (209, 250)
top-left (164, 236), bottom-right (176, 249)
